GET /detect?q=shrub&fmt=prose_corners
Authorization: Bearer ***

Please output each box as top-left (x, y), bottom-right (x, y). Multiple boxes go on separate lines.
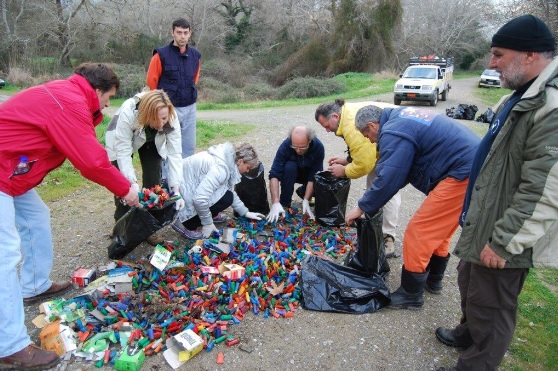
top-left (242, 82), bottom-right (277, 101)
top-left (202, 59), bottom-right (232, 82)
top-left (7, 67), bottom-right (37, 88)
top-left (277, 77), bottom-right (346, 99)
top-left (197, 77), bottom-right (240, 103)
top-left (202, 57), bottom-right (255, 88)
top-left (108, 64), bottom-right (147, 98)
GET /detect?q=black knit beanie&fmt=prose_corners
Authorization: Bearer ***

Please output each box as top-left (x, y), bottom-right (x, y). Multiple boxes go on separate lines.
top-left (491, 14), bottom-right (556, 52)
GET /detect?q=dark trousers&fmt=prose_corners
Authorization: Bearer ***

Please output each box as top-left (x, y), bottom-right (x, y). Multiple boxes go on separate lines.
top-left (113, 141), bottom-right (162, 221)
top-left (182, 190), bottom-right (233, 230)
top-left (453, 260), bottom-right (529, 371)
top-left (279, 161), bottom-right (310, 207)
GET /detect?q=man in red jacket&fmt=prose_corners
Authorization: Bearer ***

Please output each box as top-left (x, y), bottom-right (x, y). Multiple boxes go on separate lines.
top-left (0, 63), bottom-right (139, 369)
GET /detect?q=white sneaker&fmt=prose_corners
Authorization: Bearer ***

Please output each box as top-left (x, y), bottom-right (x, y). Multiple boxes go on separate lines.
top-left (384, 234), bottom-right (397, 258)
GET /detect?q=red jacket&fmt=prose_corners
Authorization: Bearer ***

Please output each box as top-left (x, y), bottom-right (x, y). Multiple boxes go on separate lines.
top-left (0, 74), bottom-right (130, 197)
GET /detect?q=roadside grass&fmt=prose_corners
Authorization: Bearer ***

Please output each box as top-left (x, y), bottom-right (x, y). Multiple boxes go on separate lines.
top-left (0, 84), bottom-right (19, 93)
top-left (36, 118), bottom-right (255, 201)
top-left (198, 72), bottom-right (396, 110)
top-left (503, 269), bottom-right (558, 370)
top-left (475, 85), bottom-right (510, 106)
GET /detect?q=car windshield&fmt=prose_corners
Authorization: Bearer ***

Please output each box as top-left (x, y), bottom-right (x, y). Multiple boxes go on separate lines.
top-left (482, 69), bottom-right (500, 76)
top-left (404, 68), bottom-right (436, 79)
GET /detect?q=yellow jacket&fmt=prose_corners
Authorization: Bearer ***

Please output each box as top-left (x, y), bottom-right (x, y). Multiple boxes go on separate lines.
top-left (336, 101), bottom-right (395, 179)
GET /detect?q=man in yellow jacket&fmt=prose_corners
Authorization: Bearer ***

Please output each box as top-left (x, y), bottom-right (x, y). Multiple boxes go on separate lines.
top-left (315, 98), bottom-right (402, 257)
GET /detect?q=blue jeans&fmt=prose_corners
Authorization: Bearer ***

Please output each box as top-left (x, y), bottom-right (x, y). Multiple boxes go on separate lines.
top-left (0, 189), bottom-right (53, 356)
top-left (279, 161), bottom-right (310, 207)
top-left (162, 103), bottom-right (196, 181)
top-left (176, 103), bottom-right (197, 158)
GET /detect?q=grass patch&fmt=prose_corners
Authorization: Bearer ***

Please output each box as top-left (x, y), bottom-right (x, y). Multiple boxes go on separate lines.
top-left (0, 84), bottom-right (19, 93)
top-left (197, 120), bottom-right (255, 148)
top-left (36, 118), bottom-right (253, 201)
top-left (198, 73), bottom-right (397, 110)
top-left (458, 120), bottom-right (489, 138)
top-left (109, 97), bottom-right (126, 109)
top-left (475, 86), bottom-right (510, 106)
top-left (503, 269), bottom-right (558, 370)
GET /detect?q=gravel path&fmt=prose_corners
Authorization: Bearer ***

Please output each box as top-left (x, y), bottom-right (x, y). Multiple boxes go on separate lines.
top-left (6, 77), bottom-right (495, 370)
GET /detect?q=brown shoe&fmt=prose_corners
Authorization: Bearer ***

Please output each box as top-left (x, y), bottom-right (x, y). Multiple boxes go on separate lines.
top-left (0, 344), bottom-right (60, 370)
top-left (23, 281), bottom-right (72, 305)
top-left (146, 232), bottom-right (164, 246)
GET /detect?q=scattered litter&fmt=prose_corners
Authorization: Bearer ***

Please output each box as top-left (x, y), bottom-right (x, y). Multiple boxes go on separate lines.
top-left (31, 208), bottom-right (358, 369)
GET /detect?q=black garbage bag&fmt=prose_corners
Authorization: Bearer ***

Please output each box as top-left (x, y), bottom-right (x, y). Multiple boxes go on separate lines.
top-left (313, 171), bottom-right (351, 227)
top-left (300, 255), bottom-right (391, 313)
top-left (344, 212), bottom-right (390, 279)
top-left (451, 104), bottom-right (467, 119)
top-left (107, 203), bottom-right (177, 259)
top-left (464, 104), bottom-right (478, 120)
top-left (475, 107), bottom-right (495, 124)
top-left (234, 161), bottom-right (270, 216)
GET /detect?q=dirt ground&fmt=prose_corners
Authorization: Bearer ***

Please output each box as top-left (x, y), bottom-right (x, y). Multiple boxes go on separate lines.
top-left (9, 78), bottom-right (500, 370)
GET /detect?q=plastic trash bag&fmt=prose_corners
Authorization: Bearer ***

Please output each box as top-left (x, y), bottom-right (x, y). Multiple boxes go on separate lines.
top-left (464, 104), bottom-right (478, 120)
top-left (452, 104), bottom-right (478, 120)
top-left (344, 212), bottom-right (390, 278)
top-left (234, 161), bottom-right (270, 216)
top-left (475, 107), bottom-right (495, 124)
top-left (313, 171), bottom-right (350, 227)
top-left (446, 107), bottom-right (455, 117)
top-left (107, 203), bottom-right (177, 259)
top-left (451, 104), bottom-right (467, 119)
top-left (300, 255), bottom-right (391, 313)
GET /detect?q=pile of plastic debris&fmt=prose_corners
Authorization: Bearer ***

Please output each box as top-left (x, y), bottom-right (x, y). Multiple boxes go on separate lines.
top-left (32, 208), bottom-right (355, 369)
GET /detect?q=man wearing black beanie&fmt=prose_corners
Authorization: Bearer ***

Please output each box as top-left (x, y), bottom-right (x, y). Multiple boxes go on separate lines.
top-left (435, 15), bottom-right (558, 371)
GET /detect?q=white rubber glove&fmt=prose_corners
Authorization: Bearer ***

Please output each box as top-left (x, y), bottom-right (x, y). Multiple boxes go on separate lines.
top-left (266, 203), bottom-right (285, 223)
top-left (174, 194), bottom-right (185, 211)
top-left (201, 223), bottom-right (218, 237)
top-left (244, 211), bottom-right (265, 220)
top-left (131, 183), bottom-right (140, 192)
top-left (302, 199), bottom-right (315, 219)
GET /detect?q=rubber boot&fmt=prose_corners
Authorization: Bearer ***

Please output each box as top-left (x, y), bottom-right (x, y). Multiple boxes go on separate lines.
top-left (388, 266), bottom-right (428, 310)
top-left (426, 254), bottom-right (450, 295)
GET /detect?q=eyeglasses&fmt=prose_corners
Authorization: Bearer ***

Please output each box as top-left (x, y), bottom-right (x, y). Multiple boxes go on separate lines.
top-left (290, 144), bottom-right (309, 151)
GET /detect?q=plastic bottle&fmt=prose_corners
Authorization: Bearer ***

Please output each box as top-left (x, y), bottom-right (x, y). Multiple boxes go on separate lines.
top-left (13, 156), bottom-right (30, 176)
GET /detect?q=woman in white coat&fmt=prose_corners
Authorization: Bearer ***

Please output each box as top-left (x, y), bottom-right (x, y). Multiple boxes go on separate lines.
top-left (106, 89), bottom-right (185, 245)
top-left (172, 142), bottom-right (264, 239)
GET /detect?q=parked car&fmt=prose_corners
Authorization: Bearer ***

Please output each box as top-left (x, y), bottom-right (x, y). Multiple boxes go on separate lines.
top-left (478, 69), bottom-right (501, 88)
top-left (0, 78), bottom-right (5, 89)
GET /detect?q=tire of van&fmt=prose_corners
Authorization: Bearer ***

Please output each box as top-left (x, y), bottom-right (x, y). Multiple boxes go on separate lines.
top-left (394, 97), bottom-right (401, 105)
top-left (441, 87), bottom-right (448, 101)
top-left (430, 92), bottom-right (438, 106)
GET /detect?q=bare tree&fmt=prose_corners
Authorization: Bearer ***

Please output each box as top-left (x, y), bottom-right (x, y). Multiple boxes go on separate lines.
top-left (395, 0), bottom-right (490, 70)
top-left (0, 0), bottom-right (30, 68)
top-left (493, 0), bottom-right (558, 36)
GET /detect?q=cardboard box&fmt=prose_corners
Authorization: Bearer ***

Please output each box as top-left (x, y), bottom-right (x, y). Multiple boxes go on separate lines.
top-left (72, 268), bottom-right (96, 287)
top-left (114, 345), bottom-right (145, 371)
top-left (39, 320), bottom-right (77, 356)
top-left (163, 329), bottom-right (203, 369)
top-left (150, 245), bottom-right (171, 271)
top-left (218, 263), bottom-right (246, 281)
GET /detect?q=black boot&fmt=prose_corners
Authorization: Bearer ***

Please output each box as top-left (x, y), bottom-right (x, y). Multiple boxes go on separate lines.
top-left (389, 266), bottom-right (428, 310)
top-left (426, 254), bottom-right (450, 295)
